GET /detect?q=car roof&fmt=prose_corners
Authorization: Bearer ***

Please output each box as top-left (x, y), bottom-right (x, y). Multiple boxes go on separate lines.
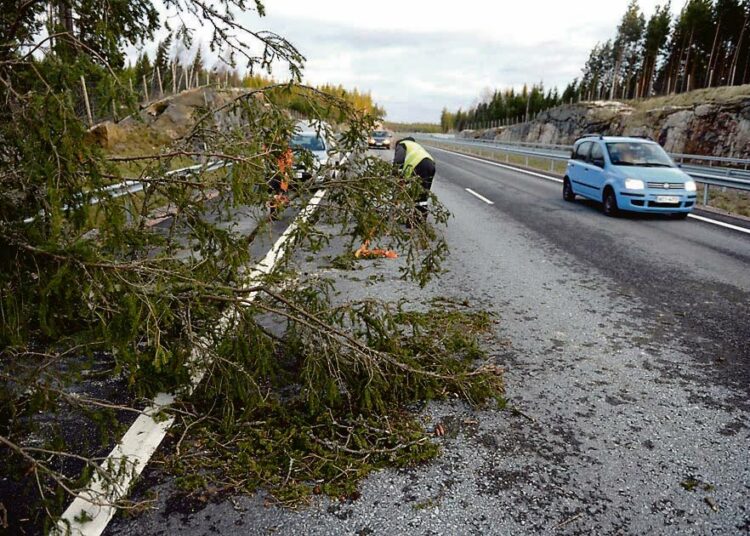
top-left (295, 119), bottom-right (331, 134)
top-left (575, 135), bottom-right (657, 145)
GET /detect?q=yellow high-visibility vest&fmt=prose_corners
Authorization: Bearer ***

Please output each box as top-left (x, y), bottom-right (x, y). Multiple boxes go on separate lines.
top-left (401, 140), bottom-right (433, 179)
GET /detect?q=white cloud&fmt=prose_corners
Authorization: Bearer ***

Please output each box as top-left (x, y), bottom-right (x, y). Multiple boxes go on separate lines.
top-left (135, 1), bottom-right (681, 122)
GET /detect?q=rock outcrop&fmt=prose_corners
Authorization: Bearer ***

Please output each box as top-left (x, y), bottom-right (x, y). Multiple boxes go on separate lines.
top-left (462, 86), bottom-right (750, 158)
top-left (89, 87), bottom-right (262, 152)
top-left (122, 87), bottom-right (252, 139)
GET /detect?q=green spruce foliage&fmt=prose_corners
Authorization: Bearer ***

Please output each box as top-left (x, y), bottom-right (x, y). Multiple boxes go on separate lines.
top-left (0, 1), bottom-right (504, 532)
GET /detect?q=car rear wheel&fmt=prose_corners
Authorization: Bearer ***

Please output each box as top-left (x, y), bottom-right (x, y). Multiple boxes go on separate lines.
top-left (603, 188), bottom-right (619, 217)
top-left (563, 178), bottom-right (575, 202)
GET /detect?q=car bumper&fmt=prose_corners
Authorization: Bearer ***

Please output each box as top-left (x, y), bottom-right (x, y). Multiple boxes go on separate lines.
top-left (368, 142), bottom-right (391, 148)
top-left (617, 190), bottom-right (697, 213)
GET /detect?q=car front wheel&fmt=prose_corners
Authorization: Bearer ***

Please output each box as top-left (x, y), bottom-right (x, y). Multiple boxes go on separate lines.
top-left (603, 188), bottom-right (619, 217)
top-left (563, 178), bottom-right (575, 202)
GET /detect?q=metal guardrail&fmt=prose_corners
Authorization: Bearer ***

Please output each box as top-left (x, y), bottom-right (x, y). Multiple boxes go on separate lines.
top-left (436, 136), bottom-right (750, 171)
top-left (22, 161), bottom-right (231, 224)
top-left (418, 135), bottom-right (750, 200)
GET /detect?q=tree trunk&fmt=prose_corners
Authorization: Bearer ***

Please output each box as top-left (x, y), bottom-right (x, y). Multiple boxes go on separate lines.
top-left (707, 20), bottom-right (722, 87)
top-left (729, 14), bottom-right (749, 85)
top-left (53, 1), bottom-right (76, 58)
top-left (57, 3), bottom-right (74, 34)
top-left (682, 28), bottom-right (695, 93)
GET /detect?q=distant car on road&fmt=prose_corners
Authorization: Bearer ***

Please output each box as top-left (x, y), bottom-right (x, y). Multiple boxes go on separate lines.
top-left (563, 135), bottom-right (697, 218)
top-left (291, 121), bottom-right (338, 183)
top-left (368, 130), bottom-right (393, 150)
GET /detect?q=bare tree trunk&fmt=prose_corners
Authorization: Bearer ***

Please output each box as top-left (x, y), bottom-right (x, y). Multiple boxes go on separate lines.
top-left (47, 2), bottom-right (55, 48)
top-left (610, 52), bottom-right (622, 101)
top-left (57, 3), bottom-right (74, 34)
top-left (156, 67), bottom-right (163, 96)
top-left (646, 55), bottom-right (656, 97)
top-left (682, 28), bottom-right (695, 93)
top-left (729, 14), bottom-right (749, 85)
top-left (80, 75), bottom-right (93, 126)
top-left (707, 20), bottom-right (722, 87)
top-left (53, 1), bottom-right (76, 57)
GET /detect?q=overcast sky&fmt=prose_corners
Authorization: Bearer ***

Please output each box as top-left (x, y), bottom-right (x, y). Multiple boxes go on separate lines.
top-left (165, 1), bottom-right (681, 123)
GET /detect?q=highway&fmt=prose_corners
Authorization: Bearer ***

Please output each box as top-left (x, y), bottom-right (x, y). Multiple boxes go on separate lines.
top-left (106, 146), bottom-right (750, 535)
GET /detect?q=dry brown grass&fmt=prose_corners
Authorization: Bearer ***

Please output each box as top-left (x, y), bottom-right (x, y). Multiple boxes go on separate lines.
top-left (627, 84), bottom-right (750, 111)
top-left (105, 123), bottom-right (194, 177)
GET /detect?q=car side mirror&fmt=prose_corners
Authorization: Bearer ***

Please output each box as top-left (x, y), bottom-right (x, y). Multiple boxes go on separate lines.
top-left (593, 158), bottom-right (605, 168)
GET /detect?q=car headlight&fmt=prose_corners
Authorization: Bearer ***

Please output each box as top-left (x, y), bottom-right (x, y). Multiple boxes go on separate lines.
top-left (685, 181), bottom-right (696, 192)
top-left (624, 178), bottom-right (645, 190)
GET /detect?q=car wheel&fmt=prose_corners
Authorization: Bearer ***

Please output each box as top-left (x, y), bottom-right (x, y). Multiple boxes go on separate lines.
top-left (672, 212), bottom-right (689, 220)
top-left (603, 188), bottom-right (619, 217)
top-left (563, 178), bottom-right (575, 202)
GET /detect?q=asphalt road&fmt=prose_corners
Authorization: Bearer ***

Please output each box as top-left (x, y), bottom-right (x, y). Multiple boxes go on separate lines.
top-left (106, 147), bottom-right (750, 535)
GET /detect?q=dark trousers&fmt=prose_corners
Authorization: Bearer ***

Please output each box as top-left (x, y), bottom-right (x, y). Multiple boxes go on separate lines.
top-left (268, 173), bottom-right (283, 195)
top-left (414, 158), bottom-right (435, 212)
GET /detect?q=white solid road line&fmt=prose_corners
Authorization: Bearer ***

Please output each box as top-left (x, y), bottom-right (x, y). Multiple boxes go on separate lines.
top-left (432, 145), bottom-right (750, 236)
top-left (688, 213), bottom-right (750, 235)
top-left (56, 189), bottom-right (328, 536)
top-left (465, 188), bottom-right (495, 205)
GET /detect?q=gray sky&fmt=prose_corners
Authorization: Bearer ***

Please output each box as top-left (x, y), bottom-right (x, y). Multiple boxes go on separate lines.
top-left (157, 1), bottom-right (681, 123)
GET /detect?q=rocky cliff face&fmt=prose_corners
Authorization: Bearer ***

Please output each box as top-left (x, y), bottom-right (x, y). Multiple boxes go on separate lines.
top-left (90, 87), bottom-right (255, 150)
top-left (462, 86), bottom-right (750, 158)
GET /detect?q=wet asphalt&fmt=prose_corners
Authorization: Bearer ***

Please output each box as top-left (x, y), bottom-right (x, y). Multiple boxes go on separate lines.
top-left (106, 148), bottom-right (750, 535)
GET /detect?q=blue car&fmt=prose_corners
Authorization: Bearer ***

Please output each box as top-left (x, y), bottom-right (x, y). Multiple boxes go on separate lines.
top-left (563, 135), bottom-right (697, 218)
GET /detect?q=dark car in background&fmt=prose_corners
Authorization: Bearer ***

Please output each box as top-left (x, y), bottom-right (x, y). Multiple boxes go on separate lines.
top-left (368, 130), bottom-right (393, 149)
top-left (290, 120), bottom-right (339, 184)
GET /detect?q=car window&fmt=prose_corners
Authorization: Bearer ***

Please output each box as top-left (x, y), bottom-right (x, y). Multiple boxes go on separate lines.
top-left (575, 142), bottom-right (592, 161)
top-left (590, 143), bottom-right (604, 166)
top-left (606, 142), bottom-right (673, 167)
top-left (291, 134), bottom-right (326, 152)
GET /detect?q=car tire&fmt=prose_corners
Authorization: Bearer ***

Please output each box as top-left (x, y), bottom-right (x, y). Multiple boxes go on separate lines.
top-left (603, 187), bottom-right (619, 217)
top-left (563, 178), bottom-right (575, 202)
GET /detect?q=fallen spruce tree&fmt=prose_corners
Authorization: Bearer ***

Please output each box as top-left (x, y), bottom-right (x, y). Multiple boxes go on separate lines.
top-left (0, 1), bottom-right (505, 532)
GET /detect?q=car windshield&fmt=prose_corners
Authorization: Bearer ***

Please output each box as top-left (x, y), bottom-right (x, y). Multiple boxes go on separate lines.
top-left (372, 131), bottom-right (388, 137)
top-left (606, 142), bottom-right (673, 167)
top-left (291, 133), bottom-right (326, 152)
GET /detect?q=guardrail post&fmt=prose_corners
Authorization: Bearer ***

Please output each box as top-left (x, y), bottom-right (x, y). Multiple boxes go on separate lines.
top-left (549, 159), bottom-right (554, 172)
top-left (703, 184), bottom-right (710, 206)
